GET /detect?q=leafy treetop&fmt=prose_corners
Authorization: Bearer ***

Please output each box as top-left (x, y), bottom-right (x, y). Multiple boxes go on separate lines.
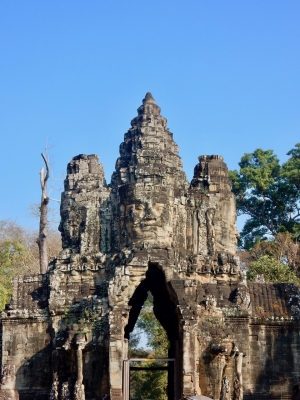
top-left (229, 144), bottom-right (300, 249)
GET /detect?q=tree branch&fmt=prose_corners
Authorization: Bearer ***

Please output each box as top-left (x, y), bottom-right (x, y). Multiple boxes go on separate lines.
top-left (41, 152), bottom-right (50, 185)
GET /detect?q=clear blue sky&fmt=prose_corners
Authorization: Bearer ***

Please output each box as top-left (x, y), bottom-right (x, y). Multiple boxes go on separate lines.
top-left (1, 1), bottom-right (299, 231)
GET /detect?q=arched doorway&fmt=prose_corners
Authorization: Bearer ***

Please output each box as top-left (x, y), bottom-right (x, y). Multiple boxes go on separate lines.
top-left (123, 263), bottom-right (181, 400)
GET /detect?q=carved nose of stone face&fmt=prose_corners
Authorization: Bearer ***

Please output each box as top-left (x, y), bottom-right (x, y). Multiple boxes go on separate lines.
top-left (143, 203), bottom-right (157, 225)
top-left (144, 209), bottom-right (156, 221)
top-left (144, 211), bottom-right (156, 219)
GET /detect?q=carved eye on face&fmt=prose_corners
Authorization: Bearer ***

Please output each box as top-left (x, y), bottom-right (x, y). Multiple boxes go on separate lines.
top-left (154, 203), bottom-right (167, 219)
top-left (154, 203), bottom-right (164, 212)
top-left (131, 204), bottom-right (146, 224)
top-left (127, 207), bottom-right (134, 218)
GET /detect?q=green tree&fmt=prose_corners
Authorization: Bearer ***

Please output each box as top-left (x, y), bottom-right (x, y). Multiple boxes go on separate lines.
top-left (281, 143), bottom-right (300, 238)
top-left (247, 255), bottom-right (299, 284)
top-left (0, 219), bottom-right (62, 311)
top-left (0, 239), bottom-right (26, 310)
top-left (248, 232), bottom-right (300, 272)
top-left (229, 144), bottom-right (300, 249)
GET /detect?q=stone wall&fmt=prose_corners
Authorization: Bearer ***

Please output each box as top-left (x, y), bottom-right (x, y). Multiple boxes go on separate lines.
top-left (0, 275), bottom-right (51, 400)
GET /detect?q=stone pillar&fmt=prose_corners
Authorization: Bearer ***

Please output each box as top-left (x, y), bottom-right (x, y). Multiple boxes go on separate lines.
top-left (209, 353), bottom-right (227, 400)
top-left (109, 308), bottom-right (129, 400)
top-left (61, 381), bottom-right (71, 400)
top-left (182, 320), bottom-right (197, 398)
top-left (233, 353), bottom-right (244, 400)
top-left (49, 379), bottom-right (59, 400)
top-left (74, 336), bottom-right (85, 400)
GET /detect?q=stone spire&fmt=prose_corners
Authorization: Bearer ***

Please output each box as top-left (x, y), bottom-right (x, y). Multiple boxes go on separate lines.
top-left (130, 92), bottom-right (167, 129)
top-left (112, 92), bottom-right (188, 190)
top-left (58, 154), bottom-right (109, 256)
top-left (191, 154), bottom-right (232, 192)
top-left (110, 93), bottom-right (188, 250)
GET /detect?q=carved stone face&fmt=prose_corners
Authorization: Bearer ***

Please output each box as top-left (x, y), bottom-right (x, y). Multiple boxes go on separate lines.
top-left (59, 206), bottom-right (83, 249)
top-left (218, 252), bottom-right (228, 265)
top-left (214, 195), bottom-right (239, 255)
top-left (232, 255), bottom-right (240, 267)
top-left (120, 194), bottom-right (173, 247)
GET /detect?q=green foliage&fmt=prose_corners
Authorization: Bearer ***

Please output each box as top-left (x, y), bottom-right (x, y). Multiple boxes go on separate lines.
top-left (229, 144), bottom-right (300, 249)
top-left (246, 232), bottom-right (300, 272)
top-left (128, 293), bottom-right (169, 400)
top-left (0, 219), bottom-right (62, 311)
top-left (282, 143), bottom-right (300, 188)
top-left (130, 368), bottom-right (168, 400)
top-left (134, 297), bottom-right (169, 358)
top-left (0, 239), bottom-right (26, 310)
top-left (247, 255), bottom-right (299, 284)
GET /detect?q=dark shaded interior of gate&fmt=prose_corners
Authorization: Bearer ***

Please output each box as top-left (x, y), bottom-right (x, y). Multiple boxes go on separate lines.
top-left (124, 263), bottom-right (181, 399)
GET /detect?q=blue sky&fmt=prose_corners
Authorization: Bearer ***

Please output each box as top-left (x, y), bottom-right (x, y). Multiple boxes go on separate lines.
top-left (0, 1), bottom-right (299, 231)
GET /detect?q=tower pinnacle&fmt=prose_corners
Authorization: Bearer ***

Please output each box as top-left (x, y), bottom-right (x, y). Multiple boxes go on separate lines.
top-left (143, 92), bottom-right (155, 104)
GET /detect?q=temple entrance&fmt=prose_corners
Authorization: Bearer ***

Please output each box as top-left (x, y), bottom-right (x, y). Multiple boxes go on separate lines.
top-left (123, 263), bottom-right (181, 400)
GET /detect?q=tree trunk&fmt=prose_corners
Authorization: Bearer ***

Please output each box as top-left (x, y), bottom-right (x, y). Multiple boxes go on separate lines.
top-left (37, 153), bottom-right (50, 274)
top-left (37, 196), bottom-right (49, 274)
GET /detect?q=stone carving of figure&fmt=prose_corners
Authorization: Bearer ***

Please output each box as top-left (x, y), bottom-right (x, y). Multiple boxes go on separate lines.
top-left (232, 344), bottom-right (244, 400)
top-left (208, 350), bottom-right (227, 400)
top-left (59, 206), bottom-right (82, 251)
top-left (233, 376), bottom-right (241, 400)
top-left (231, 255), bottom-right (240, 274)
top-left (0, 364), bottom-right (15, 387)
top-left (61, 381), bottom-right (71, 400)
top-left (0, 364), bottom-right (18, 400)
top-left (73, 336), bottom-right (86, 400)
top-left (221, 376), bottom-right (230, 400)
top-left (206, 208), bottom-right (216, 256)
top-left (239, 269), bottom-right (247, 285)
top-left (218, 252), bottom-right (229, 273)
top-left (236, 352), bottom-right (243, 390)
top-left (49, 379), bottom-right (59, 400)
top-left (108, 266), bottom-right (129, 303)
top-left (234, 285), bottom-right (251, 311)
top-left (202, 294), bottom-right (217, 310)
top-left (73, 381), bottom-right (85, 400)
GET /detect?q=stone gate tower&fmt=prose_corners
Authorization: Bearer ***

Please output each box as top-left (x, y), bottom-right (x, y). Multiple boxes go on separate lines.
top-left (1, 93), bottom-right (300, 400)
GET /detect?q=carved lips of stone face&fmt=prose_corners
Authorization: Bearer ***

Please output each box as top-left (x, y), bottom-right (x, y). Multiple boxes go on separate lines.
top-left (121, 197), bottom-right (172, 247)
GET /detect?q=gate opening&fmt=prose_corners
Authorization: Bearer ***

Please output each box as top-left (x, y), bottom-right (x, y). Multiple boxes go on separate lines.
top-left (124, 263), bottom-right (181, 400)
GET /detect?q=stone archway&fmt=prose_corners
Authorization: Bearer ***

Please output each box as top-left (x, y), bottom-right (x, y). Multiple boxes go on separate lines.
top-left (123, 263), bottom-right (182, 400)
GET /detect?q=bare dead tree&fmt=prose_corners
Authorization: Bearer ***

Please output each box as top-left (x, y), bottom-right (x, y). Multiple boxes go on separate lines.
top-left (37, 153), bottom-right (50, 274)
